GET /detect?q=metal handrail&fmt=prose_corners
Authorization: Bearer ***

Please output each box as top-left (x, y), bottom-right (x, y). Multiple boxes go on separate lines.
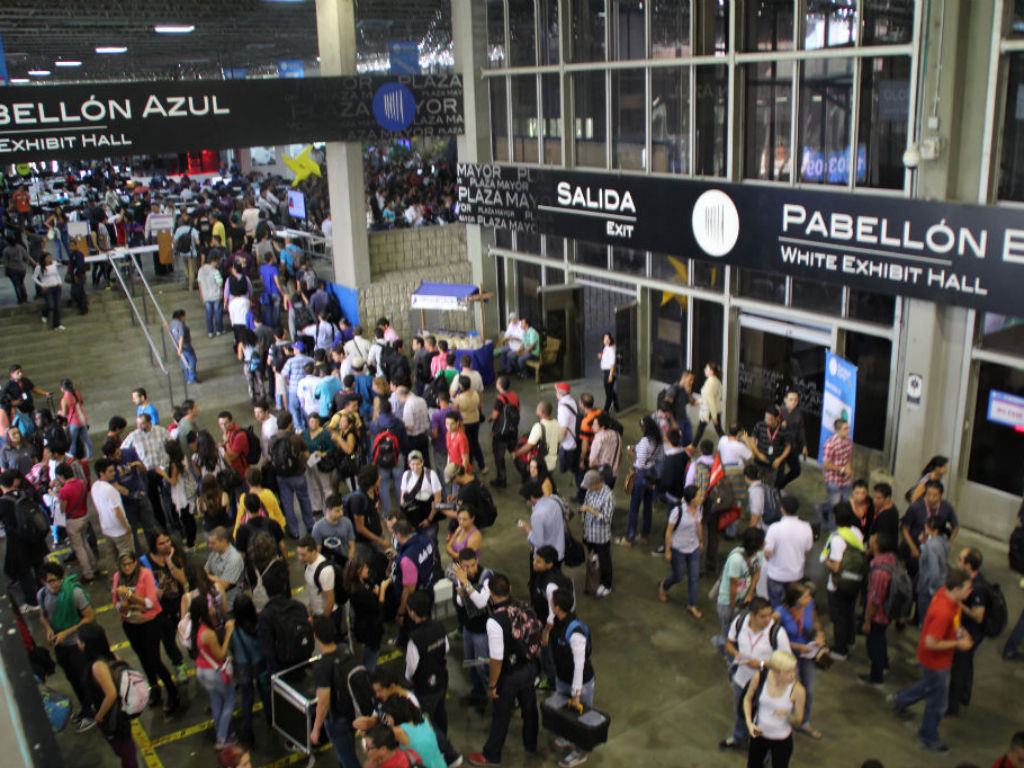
top-left (106, 253), bottom-right (180, 407)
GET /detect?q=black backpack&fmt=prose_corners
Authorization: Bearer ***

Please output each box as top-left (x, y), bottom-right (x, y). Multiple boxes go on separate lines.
top-left (174, 227), bottom-right (194, 254)
top-left (271, 343), bottom-right (289, 374)
top-left (328, 649), bottom-right (375, 720)
top-left (242, 426), bottom-right (262, 466)
top-left (324, 292), bottom-right (342, 324)
top-left (762, 485), bottom-right (784, 525)
top-left (474, 484), bottom-right (499, 528)
top-left (495, 394), bottom-right (520, 442)
top-left (984, 583), bottom-right (1008, 638)
top-left (1009, 525), bottom-right (1024, 575)
top-left (269, 434), bottom-right (302, 476)
top-left (424, 371), bottom-right (448, 409)
top-left (12, 492), bottom-right (49, 542)
top-left (372, 430), bottom-right (399, 470)
top-left (293, 303), bottom-right (315, 329)
top-left (272, 599), bottom-right (314, 668)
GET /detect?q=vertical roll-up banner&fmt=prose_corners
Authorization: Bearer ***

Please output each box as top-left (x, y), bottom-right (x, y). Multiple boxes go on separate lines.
top-left (0, 29), bottom-right (8, 85)
top-left (818, 352), bottom-right (858, 463)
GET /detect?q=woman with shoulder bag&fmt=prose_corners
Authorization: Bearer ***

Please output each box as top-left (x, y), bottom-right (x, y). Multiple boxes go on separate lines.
top-left (78, 623), bottom-right (139, 768)
top-left (401, 450), bottom-right (443, 554)
top-left (774, 581), bottom-right (825, 740)
top-left (742, 650), bottom-right (806, 768)
top-left (190, 597), bottom-right (237, 749)
top-left (619, 416), bottom-right (659, 547)
top-left (333, 410), bottom-right (362, 491)
top-left (658, 485), bottom-right (705, 618)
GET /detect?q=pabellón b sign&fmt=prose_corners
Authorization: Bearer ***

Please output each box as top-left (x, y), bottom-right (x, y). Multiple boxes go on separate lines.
top-left (456, 163), bottom-right (1024, 317)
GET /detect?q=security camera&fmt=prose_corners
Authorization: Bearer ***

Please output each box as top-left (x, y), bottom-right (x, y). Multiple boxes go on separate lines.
top-left (902, 144), bottom-right (921, 169)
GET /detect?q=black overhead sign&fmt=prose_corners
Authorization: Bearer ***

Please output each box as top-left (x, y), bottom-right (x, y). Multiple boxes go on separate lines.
top-left (0, 75), bottom-right (464, 163)
top-left (457, 164), bottom-right (1024, 316)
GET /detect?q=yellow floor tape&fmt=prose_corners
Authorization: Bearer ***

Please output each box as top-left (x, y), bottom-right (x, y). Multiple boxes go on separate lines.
top-left (131, 718), bottom-right (165, 768)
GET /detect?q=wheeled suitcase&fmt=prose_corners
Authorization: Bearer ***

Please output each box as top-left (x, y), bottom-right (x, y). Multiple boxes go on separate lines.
top-left (271, 658), bottom-right (318, 753)
top-left (540, 692), bottom-right (610, 751)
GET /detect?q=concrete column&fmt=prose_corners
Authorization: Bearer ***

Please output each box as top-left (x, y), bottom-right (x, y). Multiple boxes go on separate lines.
top-left (452, 0), bottom-right (499, 339)
top-left (315, 0), bottom-right (371, 289)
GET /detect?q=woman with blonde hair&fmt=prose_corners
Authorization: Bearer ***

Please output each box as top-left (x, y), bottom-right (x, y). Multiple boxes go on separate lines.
top-left (742, 649), bottom-right (806, 768)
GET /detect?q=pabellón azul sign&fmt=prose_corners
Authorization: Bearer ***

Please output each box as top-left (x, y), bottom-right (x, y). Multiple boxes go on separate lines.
top-left (457, 163), bottom-right (1024, 315)
top-left (0, 75), bottom-right (464, 163)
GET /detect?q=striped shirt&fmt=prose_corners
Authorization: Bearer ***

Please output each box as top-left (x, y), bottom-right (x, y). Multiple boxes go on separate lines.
top-left (633, 435), bottom-right (657, 471)
top-left (582, 484), bottom-right (614, 544)
top-left (282, 353), bottom-right (313, 394)
top-left (822, 433), bottom-right (853, 486)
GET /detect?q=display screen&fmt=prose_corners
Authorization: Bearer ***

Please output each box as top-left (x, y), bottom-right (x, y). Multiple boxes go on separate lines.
top-left (288, 189), bottom-right (306, 220)
top-left (987, 389), bottom-right (1024, 431)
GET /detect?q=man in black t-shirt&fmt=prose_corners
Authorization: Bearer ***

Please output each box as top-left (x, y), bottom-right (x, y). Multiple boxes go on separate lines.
top-left (1, 364), bottom-right (48, 416)
top-left (948, 547), bottom-right (990, 716)
top-left (406, 591), bottom-right (452, 741)
top-left (310, 615), bottom-right (374, 767)
top-left (869, 483), bottom-right (900, 544)
top-left (748, 406), bottom-right (790, 487)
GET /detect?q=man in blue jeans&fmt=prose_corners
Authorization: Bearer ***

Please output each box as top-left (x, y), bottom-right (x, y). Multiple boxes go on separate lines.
top-left (888, 568), bottom-right (975, 752)
top-left (310, 616), bottom-right (374, 768)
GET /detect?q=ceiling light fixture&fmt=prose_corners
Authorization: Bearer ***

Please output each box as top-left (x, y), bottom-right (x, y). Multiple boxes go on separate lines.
top-left (154, 25), bottom-right (195, 33)
top-left (55, 60), bottom-right (83, 67)
top-left (95, 46), bottom-right (128, 54)
top-left (28, 69), bottom-right (51, 76)
top-left (9, 78), bottom-right (30, 84)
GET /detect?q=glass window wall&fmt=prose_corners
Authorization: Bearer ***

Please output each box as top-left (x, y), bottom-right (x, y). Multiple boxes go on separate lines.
top-left (612, 69), bottom-right (647, 170)
top-left (863, 0), bottom-right (914, 45)
top-left (978, 314), bottom-right (1024, 356)
top-left (574, 71), bottom-right (608, 167)
top-left (798, 57), bottom-right (854, 186)
top-left (844, 331), bottom-right (891, 451)
top-left (612, 0), bottom-right (647, 61)
top-left (541, 74), bottom-right (563, 164)
top-left (487, 0), bottom-right (506, 68)
top-left (805, 0), bottom-right (857, 50)
top-left (509, 0), bottom-right (536, 67)
top-left (744, 61), bottom-right (794, 181)
top-left (651, 0), bottom-right (691, 58)
top-left (998, 53), bottom-right (1024, 201)
top-left (651, 66), bottom-right (691, 174)
top-left (695, 65), bottom-right (728, 176)
top-left (511, 76), bottom-right (539, 163)
top-left (490, 78), bottom-right (510, 162)
top-left (967, 362), bottom-right (1024, 495)
top-left (650, 287), bottom-right (689, 383)
top-left (858, 56), bottom-right (910, 190)
top-left (742, 0), bottom-right (794, 52)
top-left (572, 0), bottom-right (607, 62)
top-left (538, 0), bottom-right (560, 64)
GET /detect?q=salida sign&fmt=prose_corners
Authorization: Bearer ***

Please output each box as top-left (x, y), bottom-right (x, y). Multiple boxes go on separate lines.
top-left (0, 75), bottom-right (464, 163)
top-left (457, 163), bottom-right (1024, 315)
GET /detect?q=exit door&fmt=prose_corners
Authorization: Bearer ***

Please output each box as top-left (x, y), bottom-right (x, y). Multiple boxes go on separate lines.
top-left (614, 301), bottom-right (638, 410)
top-left (539, 285), bottom-right (584, 382)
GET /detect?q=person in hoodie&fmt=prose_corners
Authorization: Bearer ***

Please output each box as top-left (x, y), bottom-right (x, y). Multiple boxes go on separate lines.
top-left (916, 515), bottom-right (950, 620)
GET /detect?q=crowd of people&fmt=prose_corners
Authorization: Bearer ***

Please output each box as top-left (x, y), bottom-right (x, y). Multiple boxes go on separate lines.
top-left (364, 145), bottom-right (458, 231)
top-left (0, 197), bottom-right (1022, 767)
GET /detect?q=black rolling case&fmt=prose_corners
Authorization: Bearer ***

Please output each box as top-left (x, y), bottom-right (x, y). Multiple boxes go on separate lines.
top-left (540, 693), bottom-right (610, 751)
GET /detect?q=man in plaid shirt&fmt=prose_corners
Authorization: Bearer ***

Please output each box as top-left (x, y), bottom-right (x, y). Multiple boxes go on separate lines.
top-left (861, 532), bottom-right (899, 685)
top-left (579, 470), bottom-right (614, 597)
top-left (819, 418), bottom-right (853, 532)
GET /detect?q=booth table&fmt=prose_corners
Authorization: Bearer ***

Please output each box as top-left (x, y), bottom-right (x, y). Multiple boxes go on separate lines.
top-left (412, 281), bottom-right (496, 385)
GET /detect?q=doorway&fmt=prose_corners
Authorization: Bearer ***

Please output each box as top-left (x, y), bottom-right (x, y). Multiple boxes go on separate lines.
top-left (615, 301), bottom-right (639, 410)
top-left (737, 314), bottom-right (829, 458)
top-left (539, 285), bottom-right (584, 381)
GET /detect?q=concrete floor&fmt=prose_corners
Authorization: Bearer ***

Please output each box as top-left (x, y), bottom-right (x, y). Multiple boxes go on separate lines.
top-left (2, 265), bottom-right (1022, 768)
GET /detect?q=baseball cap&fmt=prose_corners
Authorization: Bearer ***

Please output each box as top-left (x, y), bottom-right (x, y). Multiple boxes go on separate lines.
top-left (555, 382), bottom-right (570, 394)
top-left (580, 469), bottom-right (603, 489)
top-left (292, 341), bottom-right (305, 352)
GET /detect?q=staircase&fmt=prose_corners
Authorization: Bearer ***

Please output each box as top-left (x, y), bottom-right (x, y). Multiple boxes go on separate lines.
top-left (0, 273), bottom-right (257, 451)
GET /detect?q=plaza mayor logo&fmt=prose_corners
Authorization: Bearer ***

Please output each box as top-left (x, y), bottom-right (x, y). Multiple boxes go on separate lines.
top-left (691, 189), bottom-right (740, 257)
top-left (372, 82), bottom-right (417, 132)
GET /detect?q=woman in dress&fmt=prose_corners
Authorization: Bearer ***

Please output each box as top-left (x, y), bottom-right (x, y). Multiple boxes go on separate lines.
top-left (742, 650), bottom-right (806, 768)
top-left (658, 484), bottom-right (705, 618)
top-left (692, 361), bottom-right (723, 447)
top-left (597, 332), bottom-right (618, 413)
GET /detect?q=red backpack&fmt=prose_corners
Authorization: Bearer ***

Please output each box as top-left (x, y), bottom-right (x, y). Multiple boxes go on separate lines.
top-left (372, 430), bottom-right (400, 470)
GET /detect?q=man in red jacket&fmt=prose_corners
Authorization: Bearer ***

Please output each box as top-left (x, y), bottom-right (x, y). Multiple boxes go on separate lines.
top-left (993, 730), bottom-right (1024, 768)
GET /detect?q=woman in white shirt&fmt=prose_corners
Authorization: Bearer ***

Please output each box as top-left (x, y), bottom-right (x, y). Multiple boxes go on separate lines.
top-left (597, 333), bottom-right (618, 413)
top-left (33, 253), bottom-right (65, 331)
top-left (692, 362), bottom-right (723, 447)
top-left (742, 649), bottom-right (806, 768)
top-left (658, 484), bottom-right (705, 618)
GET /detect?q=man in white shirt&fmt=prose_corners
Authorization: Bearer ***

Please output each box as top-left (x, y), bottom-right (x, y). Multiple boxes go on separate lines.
top-left (555, 383), bottom-right (580, 481)
top-left (496, 312), bottom-right (525, 374)
top-left (296, 363), bottom-right (323, 426)
top-left (400, 390), bottom-right (432, 466)
top-left (763, 496), bottom-right (814, 607)
top-left (253, 400), bottom-right (278, 461)
top-left (296, 535), bottom-right (339, 620)
top-left (343, 325), bottom-right (372, 363)
top-left (91, 459), bottom-right (134, 557)
top-left (721, 596), bottom-right (792, 750)
top-left (744, 465), bottom-right (767, 530)
top-left (449, 357), bottom-right (484, 398)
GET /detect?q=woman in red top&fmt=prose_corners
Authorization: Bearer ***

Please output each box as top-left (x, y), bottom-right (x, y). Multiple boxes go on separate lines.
top-left (363, 723), bottom-right (422, 768)
top-left (190, 597), bottom-right (237, 749)
top-left (59, 378), bottom-right (91, 459)
top-left (112, 552), bottom-right (179, 713)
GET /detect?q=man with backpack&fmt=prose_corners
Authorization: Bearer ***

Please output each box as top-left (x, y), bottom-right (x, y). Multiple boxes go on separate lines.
top-left (555, 383), bottom-right (580, 482)
top-left (171, 212), bottom-right (199, 291)
top-left (370, 400), bottom-right (407, 516)
top-left (269, 412), bottom-right (314, 537)
top-left (489, 375), bottom-right (520, 490)
top-left (257, 577), bottom-right (315, 675)
top-left (822, 504), bottom-right (866, 660)
top-left (550, 587), bottom-right (597, 768)
top-left (468, 572), bottom-right (541, 766)
top-left (310, 615), bottom-right (375, 768)
top-left (37, 561), bottom-right (96, 732)
top-left (297, 534), bottom-right (348, 645)
top-left (532, 545), bottom-right (575, 688)
top-left (719, 596), bottom-right (792, 751)
top-left (947, 547), bottom-right (990, 717)
top-left (860, 532), bottom-right (907, 685)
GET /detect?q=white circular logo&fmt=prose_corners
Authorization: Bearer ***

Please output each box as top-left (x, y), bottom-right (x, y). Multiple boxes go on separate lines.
top-left (828, 357), bottom-right (838, 377)
top-left (691, 189), bottom-right (740, 257)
